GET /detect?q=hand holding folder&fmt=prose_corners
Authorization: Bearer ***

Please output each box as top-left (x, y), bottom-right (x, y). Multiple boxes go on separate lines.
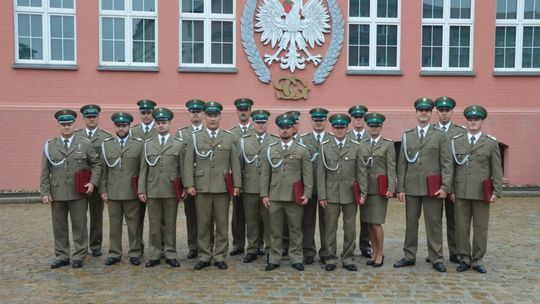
top-left (293, 180), bottom-right (304, 205)
top-left (483, 179), bottom-right (494, 203)
top-left (132, 176), bottom-right (139, 196)
top-left (75, 170), bottom-right (91, 194)
top-left (173, 177), bottom-right (184, 200)
top-left (352, 181), bottom-right (363, 205)
top-left (224, 173), bottom-right (235, 196)
top-left (426, 175), bottom-right (442, 197)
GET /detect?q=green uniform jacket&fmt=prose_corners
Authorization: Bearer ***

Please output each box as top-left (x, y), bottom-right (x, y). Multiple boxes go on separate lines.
top-left (260, 141), bottom-right (313, 201)
top-left (451, 133), bottom-right (503, 200)
top-left (240, 133), bottom-right (280, 194)
top-left (40, 136), bottom-right (102, 200)
top-left (359, 137), bottom-right (397, 195)
top-left (317, 139), bottom-right (367, 203)
top-left (138, 136), bottom-right (185, 199)
top-left (346, 129), bottom-right (368, 142)
top-left (301, 131), bottom-right (333, 194)
top-left (397, 126), bottom-right (453, 195)
top-left (75, 128), bottom-right (111, 156)
top-left (228, 124), bottom-right (254, 138)
top-left (183, 129), bottom-right (242, 193)
top-left (131, 123), bottom-right (157, 141)
top-left (100, 136), bottom-right (143, 200)
top-left (176, 125), bottom-right (205, 149)
top-left (432, 122), bottom-right (467, 141)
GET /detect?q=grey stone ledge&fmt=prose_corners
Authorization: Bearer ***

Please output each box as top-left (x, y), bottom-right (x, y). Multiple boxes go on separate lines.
top-left (12, 63), bottom-right (78, 70)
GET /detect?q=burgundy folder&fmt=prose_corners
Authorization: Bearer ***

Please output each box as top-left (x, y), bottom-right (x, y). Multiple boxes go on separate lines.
top-left (483, 179), bottom-right (494, 203)
top-left (75, 170), bottom-right (91, 194)
top-left (224, 173), bottom-right (235, 196)
top-left (352, 181), bottom-right (362, 205)
top-left (173, 177), bottom-right (184, 200)
top-left (293, 180), bottom-right (304, 205)
top-left (426, 175), bottom-right (442, 197)
top-left (377, 175), bottom-right (389, 197)
top-left (132, 176), bottom-right (139, 196)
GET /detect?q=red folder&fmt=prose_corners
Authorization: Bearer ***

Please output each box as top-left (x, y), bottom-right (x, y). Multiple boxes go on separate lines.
top-left (224, 173), bottom-right (235, 196)
top-left (293, 180), bottom-right (304, 205)
top-left (378, 175), bottom-right (389, 197)
top-left (352, 181), bottom-right (362, 205)
top-left (483, 179), bottom-right (494, 203)
top-left (173, 177), bottom-right (184, 200)
top-left (426, 175), bottom-right (442, 197)
top-left (132, 176), bottom-right (139, 196)
top-left (75, 170), bottom-right (91, 194)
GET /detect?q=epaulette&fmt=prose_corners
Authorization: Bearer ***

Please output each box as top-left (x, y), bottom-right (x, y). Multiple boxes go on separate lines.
top-left (48, 138), bottom-right (56, 143)
top-left (132, 137), bottom-right (143, 142)
top-left (301, 132), bottom-right (310, 138)
top-left (227, 126), bottom-right (236, 131)
top-left (100, 129), bottom-right (112, 136)
top-left (361, 137), bottom-right (370, 143)
top-left (321, 139), bottom-right (330, 145)
top-left (432, 125), bottom-right (443, 131)
top-left (75, 128), bottom-right (83, 132)
top-left (270, 134), bottom-right (279, 138)
top-left (178, 126), bottom-right (188, 131)
top-left (297, 142), bottom-right (307, 148)
top-left (145, 138), bottom-right (152, 142)
top-left (268, 142), bottom-right (279, 147)
top-left (328, 132), bottom-right (335, 136)
top-left (452, 134), bottom-right (464, 140)
top-left (350, 140), bottom-right (361, 145)
top-left (455, 124), bottom-right (466, 130)
top-left (131, 123), bottom-right (141, 128)
top-left (173, 137), bottom-right (184, 142)
top-left (345, 130), bottom-right (352, 134)
top-left (404, 128), bottom-right (414, 133)
top-left (224, 129), bottom-right (235, 136)
top-left (242, 134), bottom-right (252, 138)
top-left (193, 128), bottom-right (202, 133)
top-left (79, 137), bottom-right (91, 142)
top-left (486, 134), bottom-right (497, 141)
top-left (103, 137), bottom-right (115, 142)
top-left (383, 137), bottom-right (394, 142)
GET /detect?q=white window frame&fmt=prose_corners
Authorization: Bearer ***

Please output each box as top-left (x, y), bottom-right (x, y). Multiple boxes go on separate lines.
top-left (99, 0), bottom-right (158, 67)
top-left (347, 0), bottom-right (401, 71)
top-left (421, 0), bottom-right (475, 71)
top-left (179, 0), bottom-right (236, 69)
top-left (13, 0), bottom-right (77, 65)
top-left (495, 0), bottom-right (540, 72)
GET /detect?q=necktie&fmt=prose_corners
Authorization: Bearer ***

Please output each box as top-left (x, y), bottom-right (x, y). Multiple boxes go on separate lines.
top-left (419, 129), bottom-right (425, 143)
top-left (88, 131), bottom-right (93, 139)
top-left (211, 131), bottom-right (216, 144)
top-left (338, 142), bottom-right (343, 150)
top-left (242, 126), bottom-right (247, 134)
top-left (316, 134), bottom-right (321, 143)
top-left (64, 139), bottom-right (69, 150)
top-left (145, 126), bottom-right (149, 134)
top-left (161, 137), bottom-right (166, 147)
top-left (120, 139), bottom-right (125, 150)
top-left (258, 136), bottom-right (263, 144)
top-left (356, 133), bottom-right (361, 141)
top-left (441, 126), bottom-right (447, 131)
top-left (470, 136), bottom-right (476, 147)
top-left (371, 140), bottom-right (376, 147)
top-left (283, 144), bottom-right (289, 152)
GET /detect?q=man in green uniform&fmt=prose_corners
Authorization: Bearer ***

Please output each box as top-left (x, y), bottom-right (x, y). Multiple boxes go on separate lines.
top-left (432, 96), bottom-right (467, 264)
top-left (184, 101), bottom-right (242, 270)
top-left (451, 105), bottom-right (503, 274)
top-left (138, 108), bottom-right (184, 268)
top-left (285, 111), bottom-right (303, 144)
top-left (300, 107), bottom-right (331, 265)
top-left (41, 110), bottom-right (101, 269)
top-left (394, 98), bottom-right (453, 273)
top-left (75, 104), bottom-right (111, 257)
top-left (227, 98), bottom-right (254, 256)
top-left (100, 112), bottom-right (144, 266)
top-left (131, 99), bottom-right (158, 255)
top-left (261, 114), bottom-right (313, 271)
top-left (346, 105), bottom-right (372, 259)
top-left (176, 98), bottom-right (206, 260)
top-left (318, 113), bottom-right (366, 271)
top-left (240, 110), bottom-right (279, 263)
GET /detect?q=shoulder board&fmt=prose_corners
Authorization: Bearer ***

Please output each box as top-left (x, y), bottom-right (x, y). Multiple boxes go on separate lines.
top-left (224, 129), bottom-right (235, 135)
top-left (132, 123), bottom-right (141, 128)
top-left (268, 142), bottom-right (279, 147)
top-left (132, 137), bottom-right (143, 142)
top-left (328, 132), bottom-right (335, 136)
top-left (383, 137), bottom-right (394, 142)
top-left (79, 137), bottom-right (91, 142)
top-left (455, 124), bottom-right (466, 129)
top-left (452, 133), bottom-right (464, 139)
top-left (100, 129), bottom-right (112, 136)
top-left (345, 130), bottom-right (351, 134)
top-left (227, 126), bottom-right (236, 131)
top-left (300, 132), bottom-right (310, 138)
top-left (321, 139), bottom-right (330, 145)
top-left (103, 137), bottom-right (115, 142)
top-left (350, 140), bottom-right (361, 145)
top-left (145, 138), bottom-right (152, 142)
top-left (361, 138), bottom-right (370, 143)
top-left (47, 138), bottom-right (56, 143)
top-left (404, 128), bottom-right (414, 133)
top-left (270, 134), bottom-right (279, 138)
top-left (486, 134), bottom-right (497, 141)
top-left (297, 142), bottom-right (307, 148)
top-left (242, 134), bottom-right (252, 138)
top-left (432, 125), bottom-right (442, 131)
top-left (173, 137), bottom-right (183, 142)
top-left (75, 128), bottom-right (83, 132)
top-left (192, 128), bottom-right (202, 133)
top-left (178, 126), bottom-right (188, 131)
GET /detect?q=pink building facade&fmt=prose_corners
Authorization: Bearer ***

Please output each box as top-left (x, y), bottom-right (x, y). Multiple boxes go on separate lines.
top-left (0, 0), bottom-right (539, 190)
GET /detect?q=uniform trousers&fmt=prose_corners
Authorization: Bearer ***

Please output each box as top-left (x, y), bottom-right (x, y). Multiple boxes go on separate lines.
top-left (51, 198), bottom-right (88, 261)
top-left (269, 201), bottom-right (304, 265)
top-left (455, 199), bottom-right (490, 266)
top-left (87, 190), bottom-right (104, 251)
top-left (243, 193), bottom-right (267, 254)
top-left (324, 203), bottom-right (357, 266)
top-left (147, 198), bottom-right (178, 260)
top-left (107, 199), bottom-right (141, 259)
top-left (196, 193), bottom-right (230, 263)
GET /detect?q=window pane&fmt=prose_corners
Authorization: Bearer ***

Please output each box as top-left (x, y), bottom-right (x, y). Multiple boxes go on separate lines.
top-left (223, 44), bottom-right (233, 64)
top-left (182, 43), bottom-right (193, 63)
top-left (524, 27), bottom-right (533, 47)
top-left (524, 0), bottom-right (540, 19)
top-left (18, 0), bottom-right (41, 7)
top-left (360, 25), bottom-right (370, 44)
top-left (64, 39), bottom-right (75, 60)
top-left (133, 41), bottom-right (143, 62)
top-left (522, 47), bottom-right (532, 67)
top-left (103, 0), bottom-right (124, 10)
top-left (115, 41), bottom-right (125, 61)
top-left (424, 0), bottom-right (443, 18)
top-left (359, 46), bottom-right (369, 65)
top-left (103, 40), bottom-right (113, 61)
top-left (194, 42), bottom-right (204, 63)
top-left (51, 16), bottom-right (62, 38)
top-left (388, 0), bottom-right (398, 17)
top-left (223, 22), bottom-right (233, 42)
top-left (18, 38), bottom-right (32, 59)
top-left (133, 19), bottom-right (144, 40)
top-left (211, 43), bottom-right (222, 63)
top-left (51, 38), bottom-right (63, 60)
top-left (31, 15), bottom-right (43, 37)
top-left (114, 18), bottom-right (124, 39)
top-left (145, 0), bottom-right (155, 11)
top-left (377, 0), bottom-right (397, 18)
top-left (183, 0), bottom-right (204, 13)
top-left (387, 46), bottom-right (397, 66)
top-left (212, 0), bottom-right (221, 14)
top-left (18, 15), bottom-right (30, 37)
top-left (102, 18), bottom-right (113, 39)
top-left (350, 0), bottom-right (370, 17)
top-left (50, 0), bottom-right (62, 8)
top-left (211, 21), bottom-right (222, 43)
top-left (102, 0), bottom-right (113, 10)
top-left (349, 45), bottom-right (359, 65)
top-left (133, 0), bottom-right (143, 11)
top-left (377, 0), bottom-right (387, 17)
top-left (32, 38), bottom-right (43, 59)
top-left (64, 16), bottom-right (74, 39)
top-left (361, 0), bottom-right (370, 17)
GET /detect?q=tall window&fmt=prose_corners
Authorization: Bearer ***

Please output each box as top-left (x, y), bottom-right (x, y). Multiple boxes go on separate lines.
top-left (180, 0), bottom-right (235, 68)
top-left (421, 0), bottom-right (474, 70)
top-left (14, 0), bottom-right (76, 64)
top-left (99, 0), bottom-right (157, 66)
top-left (495, 0), bottom-right (540, 70)
top-left (348, 0), bottom-right (400, 70)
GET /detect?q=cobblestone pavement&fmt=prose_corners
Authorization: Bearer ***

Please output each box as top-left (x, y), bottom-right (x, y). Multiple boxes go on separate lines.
top-left (1, 197), bottom-right (539, 303)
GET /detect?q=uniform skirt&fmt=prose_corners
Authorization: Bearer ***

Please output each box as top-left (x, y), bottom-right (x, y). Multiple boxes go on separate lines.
top-left (360, 194), bottom-right (388, 224)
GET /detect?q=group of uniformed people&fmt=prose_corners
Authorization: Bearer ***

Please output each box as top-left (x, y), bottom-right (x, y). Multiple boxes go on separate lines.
top-left (40, 96), bottom-right (502, 274)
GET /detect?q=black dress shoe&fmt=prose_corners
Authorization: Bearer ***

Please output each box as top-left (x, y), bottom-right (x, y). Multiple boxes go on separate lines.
top-left (366, 260), bottom-right (374, 266)
top-left (449, 254), bottom-right (461, 264)
top-left (432, 262), bottom-right (447, 272)
top-left (91, 249), bottom-right (102, 257)
top-left (194, 261), bottom-right (211, 270)
top-left (257, 249), bottom-right (266, 256)
top-left (292, 263), bottom-right (304, 271)
top-left (160, 248), bottom-right (166, 259)
top-left (243, 253), bottom-right (257, 263)
top-left (130, 257), bottom-right (141, 266)
top-left (373, 256), bottom-right (385, 268)
top-left (72, 260), bottom-right (83, 268)
top-left (282, 248), bottom-right (289, 257)
top-left (393, 258), bottom-right (415, 268)
top-left (472, 265), bottom-right (487, 274)
top-left (319, 256), bottom-right (327, 264)
top-left (425, 257), bottom-right (431, 263)
top-left (214, 261), bottom-right (228, 270)
top-left (51, 259), bottom-right (70, 269)
top-left (165, 259), bottom-right (180, 268)
top-left (230, 248), bottom-right (245, 256)
top-left (105, 257), bottom-right (121, 266)
top-left (187, 249), bottom-right (198, 260)
top-left (343, 264), bottom-right (357, 271)
top-left (145, 259), bottom-right (161, 267)
top-left (304, 256), bottom-right (314, 265)
top-left (361, 249), bottom-right (372, 258)
top-left (457, 261), bottom-right (471, 272)
top-left (265, 263), bottom-right (280, 271)
top-left (325, 264), bottom-right (336, 271)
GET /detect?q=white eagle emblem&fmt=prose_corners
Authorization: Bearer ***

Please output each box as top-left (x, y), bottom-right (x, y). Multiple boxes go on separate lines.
top-left (255, 0), bottom-right (330, 72)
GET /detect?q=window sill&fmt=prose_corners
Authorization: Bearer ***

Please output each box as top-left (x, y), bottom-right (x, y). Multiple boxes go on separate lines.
top-left (97, 66), bottom-right (159, 72)
top-left (420, 71), bottom-right (476, 77)
top-left (346, 69), bottom-right (403, 76)
top-left (177, 67), bottom-right (238, 73)
top-left (12, 63), bottom-right (78, 70)
top-left (493, 71), bottom-right (540, 76)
